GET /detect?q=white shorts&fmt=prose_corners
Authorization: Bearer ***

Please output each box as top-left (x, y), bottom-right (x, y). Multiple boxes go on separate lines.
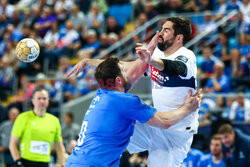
top-left (127, 122), bottom-right (194, 167)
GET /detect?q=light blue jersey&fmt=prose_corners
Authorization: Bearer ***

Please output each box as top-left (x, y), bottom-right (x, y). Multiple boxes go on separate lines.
top-left (198, 153), bottom-right (226, 167)
top-left (66, 88), bottom-right (156, 167)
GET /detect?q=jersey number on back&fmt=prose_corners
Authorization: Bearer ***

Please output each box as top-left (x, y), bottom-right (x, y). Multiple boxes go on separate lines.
top-left (77, 121), bottom-right (88, 146)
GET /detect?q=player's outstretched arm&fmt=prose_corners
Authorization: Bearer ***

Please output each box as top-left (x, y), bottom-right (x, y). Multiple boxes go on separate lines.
top-left (65, 58), bottom-right (103, 77)
top-left (147, 89), bottom-right (202, 129)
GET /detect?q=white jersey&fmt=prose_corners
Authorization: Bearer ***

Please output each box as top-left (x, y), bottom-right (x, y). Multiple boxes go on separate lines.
top-left (150, 47), bottom-right (199, 133)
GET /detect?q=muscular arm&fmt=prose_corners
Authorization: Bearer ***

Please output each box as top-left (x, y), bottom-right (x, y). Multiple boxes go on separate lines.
top-left (54, 141), bottom-right (66, 166)
top-left (150, 58), bottom-right (187, 76)
top-left (122, 59), bottom-right (148, 87)
top-left (147, 89), bottom-right (201, 129)
top-left (147, 104), bottom-right (195, 129)
top-left (9, 135), bottom-right (21, 161)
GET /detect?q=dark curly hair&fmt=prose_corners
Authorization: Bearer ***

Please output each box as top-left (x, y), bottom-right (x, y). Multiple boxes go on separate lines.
top-left (94, 57), bottom-right (122, 88)
top-left (166, 17), bottom-right (192, 44)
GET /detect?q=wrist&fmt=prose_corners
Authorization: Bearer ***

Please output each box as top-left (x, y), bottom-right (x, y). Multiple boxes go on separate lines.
top-left (15, 159), bottom-right (23, 167)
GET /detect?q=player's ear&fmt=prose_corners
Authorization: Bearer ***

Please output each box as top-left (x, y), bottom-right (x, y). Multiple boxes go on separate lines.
top-left (115, 76), bottom-right (123, 85)
top-left (177, 34), bottom-right (183, 43)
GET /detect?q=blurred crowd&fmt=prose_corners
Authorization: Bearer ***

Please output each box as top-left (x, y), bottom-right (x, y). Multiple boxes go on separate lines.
top-left (0, 0), bottom-right (249, 166)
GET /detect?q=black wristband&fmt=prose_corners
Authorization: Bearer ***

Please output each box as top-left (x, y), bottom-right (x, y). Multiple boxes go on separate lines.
top-left (15, 159), bottom-right (23, 167)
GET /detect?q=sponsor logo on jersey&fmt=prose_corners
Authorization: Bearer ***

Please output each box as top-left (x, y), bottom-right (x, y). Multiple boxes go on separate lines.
top-left (175, 55), bottom-right (188, 63)
top-left (150, 66), bottom-right (196, 89)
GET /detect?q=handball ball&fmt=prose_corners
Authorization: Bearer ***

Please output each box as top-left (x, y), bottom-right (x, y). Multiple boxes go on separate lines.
top-left (16, 38), bottom-right (40, 63)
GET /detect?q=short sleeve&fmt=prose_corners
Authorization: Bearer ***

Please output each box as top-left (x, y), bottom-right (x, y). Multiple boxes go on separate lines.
top-left (54, 118), bottom-right (62, 142)
top-left (11, 114), bottom-right (25, 138)
top-left (123, 95), bottom-right (157, 123)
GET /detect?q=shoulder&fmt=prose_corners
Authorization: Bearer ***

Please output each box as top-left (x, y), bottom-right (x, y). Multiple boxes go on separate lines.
top-left (45, 113), bottom-right (60, 121)
top-left (191, 148), bottom-right (204, 156)
top-left (175, 47), bottom-right (196, 65)
top-left (236, 129), bottom-right (250, 147)
top-left (0, 120), bottom-right (11, 128)
top-left (179, 47), bottom-right (196, 59)
top-left (200, 153), bottom-right (211, 162)
top-left (17, 110), bottom-right (33, 119)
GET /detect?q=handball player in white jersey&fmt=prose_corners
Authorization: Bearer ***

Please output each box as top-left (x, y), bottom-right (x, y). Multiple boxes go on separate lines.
top-left (127, 17), bottom-right (199, 167)
top-left (66, 17), bottom-right (199, 167)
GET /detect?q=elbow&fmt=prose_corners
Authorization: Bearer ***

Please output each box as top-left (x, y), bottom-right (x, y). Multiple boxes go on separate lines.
top-left (162, 120), bottom-right (175, 129)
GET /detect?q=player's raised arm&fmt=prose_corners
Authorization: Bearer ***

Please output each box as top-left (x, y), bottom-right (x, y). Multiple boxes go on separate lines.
top-left (65, 58), bottom-right (104, 78)
top-left (124, 31), bottom-right (160, 87)
top-left (147, 89), bottom-right (202, 129)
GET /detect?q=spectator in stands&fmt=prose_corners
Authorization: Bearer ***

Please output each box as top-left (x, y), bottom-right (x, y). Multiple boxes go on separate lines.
top-left (135, 12), bottom-right (150, 41)
top-left (157, 0), bottom-right (185, 14)
top-left (56, 57), bottom-right (73, 79)
top-left (69, 5), bottom-right (86, 32)
top-left (54, 0), bottom-right (74, 25)
top-left (86, 4), bottom-right (104, 36)
top-left (200, 45), bottom-right (220, 87)
top-left (10, 10), bottom-right (21, 27)
top-left (21, 24), bottom-right (31, 39)
top-left (230, 49), bottom-right (249, 90)
top-left (218, 124), bottom-right (250, 167)
top-left (239, 0), bottom-right (250, 46)
top-left (61, 112), bottom-right (80, 150)
top-left (214, 0), bottom-right (227, 21)
top-left (0, 107), bottom-right (19, 167)
top-left (43, 20), bottom-right (60, 69)
top-left (57, 19), bottom-right (79, 54)
top-left (105, 16), bottom-right (123, 36)
top-left (2, 40), bottom-right (20, 70)
top-left (183, 0), bottom-right (199, 12)
top-left (226, 0), bottom-right (242, 12)
top-left (144, 1), bottom-right (158, 20)
top-left (63, 76), bottom-right (77, 102)
top-left (5, 24), bottom-right (22, 44)
top-left (9, 88), bottom-right (66, 167)
top-left (0, 100), bottom-right (7, 123)
top-left (15, 0), bottom-right (35, 12)
top-left (204, 62), bottom-right (230, 93)
top-left (229, 91), bottom-right (250, 122)
top-left (78, 29), bottom-right (100, 59)
top-left (222, 96), bottom-right (235, 119)
top-left (0, 56), bottom-right (15, 101)
top-left (198, 134), bottom-right (225, 167)
top-left (182, 148), bottom-right (204, 167)
top-left (91, 32), bottom-right (110, 58)
top-left (197, 11), bottom-right (216, 34)
top-left (197, 0), bottom-right (213, 12)
top-left (34, 73), bottom-right (54, 97)
top-left (133, 0), bottom-right (145, 18)
top-left (29, 5), bottom-right (40, 29)
top-left (0, 0), bottom-right (14, 19)
top-left (34, 6), bottom-right (56, 37)
top-left (90, 0), bottom-right (108, 15)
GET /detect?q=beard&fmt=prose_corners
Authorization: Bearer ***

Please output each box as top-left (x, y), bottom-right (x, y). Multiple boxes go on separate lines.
top-left (158, 35), bottom-right (176, 51)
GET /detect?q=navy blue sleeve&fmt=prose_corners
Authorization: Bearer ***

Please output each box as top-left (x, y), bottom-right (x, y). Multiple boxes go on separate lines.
top-left (122, 94), bottom-right (157, 123)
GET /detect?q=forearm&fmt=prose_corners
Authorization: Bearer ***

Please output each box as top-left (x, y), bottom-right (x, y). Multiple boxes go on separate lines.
top-left (55, 142), bottom-right (66, 166)
top-left (149, 57), bottom-right (164, 71)
top-left (122, 59), bottom-right (148, 87)
top-left (9, 143), bottom-right (20, 161)
top-left (86, 59), bottom-right (103, 68)
top-left (148, 105), bottom-right (191, 129)
top-left (161, 105), bottom-right (191, 128)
